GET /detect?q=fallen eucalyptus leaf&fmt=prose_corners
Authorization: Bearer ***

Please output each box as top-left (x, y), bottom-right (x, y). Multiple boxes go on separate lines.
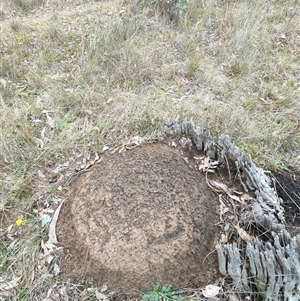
top-left (53, 263), bottom-right (60, 276)
top-left (235, 224), bottom-right (253, 242)
top-left (0, 275), bottom-right (22, 290)
top-left (95, 290), bottom-right (109, 301)
top-left (228, 294), bottom-right (239, 301)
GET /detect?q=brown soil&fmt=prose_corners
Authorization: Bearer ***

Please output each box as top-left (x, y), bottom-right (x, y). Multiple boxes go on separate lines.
top-left (57, 141), bottom-right (222, 295)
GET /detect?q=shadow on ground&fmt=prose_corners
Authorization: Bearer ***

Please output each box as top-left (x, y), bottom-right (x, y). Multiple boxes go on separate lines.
top-left (273, 172), bottom-right (300, 230)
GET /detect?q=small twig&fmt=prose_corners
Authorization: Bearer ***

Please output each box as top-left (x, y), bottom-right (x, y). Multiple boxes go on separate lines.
top-left (223, 154), bottom-right (232, 182)
top-left (202, 248), bottom-right (217, 265)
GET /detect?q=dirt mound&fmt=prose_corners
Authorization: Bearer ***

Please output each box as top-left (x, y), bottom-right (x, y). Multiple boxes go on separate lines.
top-left (57, 142), bottom-right (221, 294)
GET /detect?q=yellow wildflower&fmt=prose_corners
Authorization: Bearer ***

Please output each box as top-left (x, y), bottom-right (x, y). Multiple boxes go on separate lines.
top-left (16, 218), bottom-right (23, 226)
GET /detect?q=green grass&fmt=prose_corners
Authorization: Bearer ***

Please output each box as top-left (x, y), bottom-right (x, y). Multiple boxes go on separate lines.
top-left (1, 0), bottom-right (300, 299)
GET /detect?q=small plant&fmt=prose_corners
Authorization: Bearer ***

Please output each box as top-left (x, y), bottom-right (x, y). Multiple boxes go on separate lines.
top-left (55, 112), bottom-right (74, 131)
top-left (135, 0), bottom-right (190, 19)
top-left (142, 282), bottom-right (184, 301)
top-left (17, 286), bottom-right (31, 301)
top-left (12, 0), bottom-right (40, 12)
top-left (172, 0), bottom-right (190, 15)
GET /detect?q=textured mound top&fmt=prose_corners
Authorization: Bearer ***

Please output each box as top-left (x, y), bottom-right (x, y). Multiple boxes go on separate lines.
top-left (57, 142), bottom-right (220, 292)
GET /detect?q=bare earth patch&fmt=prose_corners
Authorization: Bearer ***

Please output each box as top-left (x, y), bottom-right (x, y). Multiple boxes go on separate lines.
top-left (57, 141), bottom-right (222, 295)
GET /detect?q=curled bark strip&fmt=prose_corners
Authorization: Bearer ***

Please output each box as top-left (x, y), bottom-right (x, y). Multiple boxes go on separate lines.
top-left (47, 199), bottom-right (65, 245)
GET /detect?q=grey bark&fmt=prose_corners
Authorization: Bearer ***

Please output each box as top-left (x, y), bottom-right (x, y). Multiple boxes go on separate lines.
top-left (163, 119), bottom-right (300, 301)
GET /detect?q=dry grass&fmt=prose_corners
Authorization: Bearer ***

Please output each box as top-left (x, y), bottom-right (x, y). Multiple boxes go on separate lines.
top-left (1, 0), bottom-right (300, 299)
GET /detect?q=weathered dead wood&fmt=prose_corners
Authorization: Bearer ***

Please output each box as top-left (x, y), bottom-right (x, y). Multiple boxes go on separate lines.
top-left (163, 119), bottom-right (300, 301)
top-left (216, 231), bottom-right (300, 301)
